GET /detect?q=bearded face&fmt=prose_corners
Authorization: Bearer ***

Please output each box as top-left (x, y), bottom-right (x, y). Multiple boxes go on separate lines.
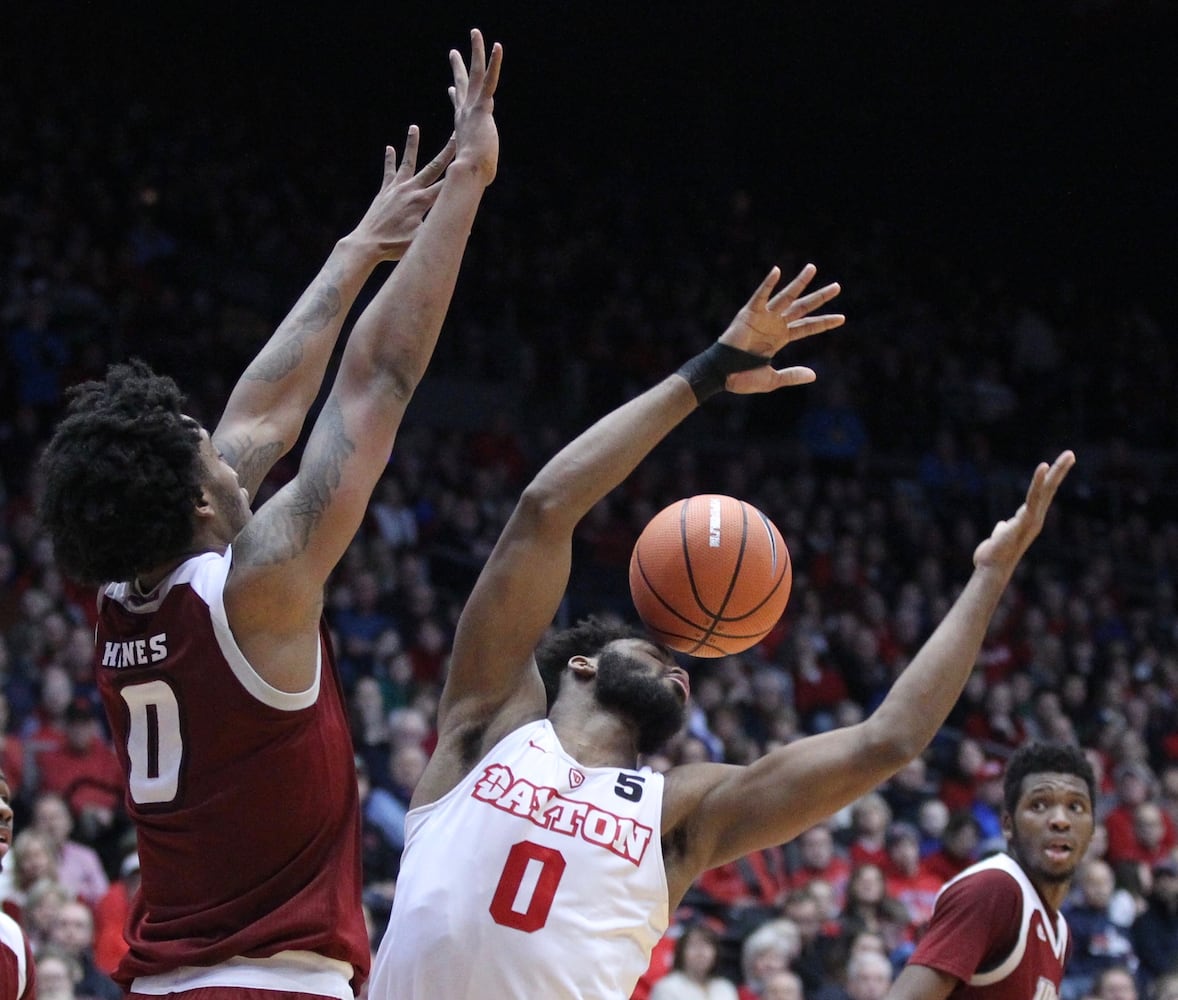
top-left (593, 646), bottom-right (686, 755)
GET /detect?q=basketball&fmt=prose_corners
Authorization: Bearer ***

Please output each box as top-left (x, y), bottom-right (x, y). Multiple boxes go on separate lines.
top-left (628, 494), bottom-right (792, 658)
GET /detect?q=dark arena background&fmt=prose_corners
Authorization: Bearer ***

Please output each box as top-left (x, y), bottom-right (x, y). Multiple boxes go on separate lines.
top-left (3, 0), bottom-right (1178, 990)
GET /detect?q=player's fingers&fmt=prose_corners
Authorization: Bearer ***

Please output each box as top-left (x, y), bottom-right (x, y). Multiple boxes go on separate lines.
top-left (482, 41), bottom-right (504, 95)
top-left (746, 267), bottom-right (782, 310)
top-left (783, 281), bottom-right (842, 317)
top-left (766, 263), bottom-right (817, 311)
top-left (397, 126), bottom-right (421, 177)
top-left (418, 135), bottom-right (456, 185)
top-left (786, 313), bottom-right (846, 341)
top-left (450, 49), bottom-right (469, 104)
top-left (1026, 450), bottom-right (1075, 516)
top-left (772, 365), bottom-right (817, 387)
top-left (468, 29), bottom-right (486, 85)
top-left (383, 145), bottom-right (398, 184)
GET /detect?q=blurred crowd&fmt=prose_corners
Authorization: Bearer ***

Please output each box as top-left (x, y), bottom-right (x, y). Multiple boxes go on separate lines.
top-left (3, 49), bottom-right (1178, 1000)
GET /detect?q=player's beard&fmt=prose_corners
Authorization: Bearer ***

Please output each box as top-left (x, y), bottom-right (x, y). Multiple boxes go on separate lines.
top-left (205, 471), bottom-right (252, 537)
top-left (594, 648), bottom-right (686, 755)
top-left (1007, 821), bottom-right (1078, 886)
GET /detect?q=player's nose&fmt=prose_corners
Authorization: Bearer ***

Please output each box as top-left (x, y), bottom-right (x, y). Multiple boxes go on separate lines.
top-left (1047, 805), bottom-right (1071, 829)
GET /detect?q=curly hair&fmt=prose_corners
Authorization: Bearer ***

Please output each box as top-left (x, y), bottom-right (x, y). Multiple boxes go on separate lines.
top-left (533, 615), bottom-right (646, 711)
top-left (37, 359), bottom-right (204, 585)
top-left (1003, 741), bottom-right (1096, 815)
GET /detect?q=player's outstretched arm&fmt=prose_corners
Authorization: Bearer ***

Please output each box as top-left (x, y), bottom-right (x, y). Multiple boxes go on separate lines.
top-left (224, 31), bottom-right (501, 692)
top-left (212, 126), bottom-right (455, 499)
top-left (429, 266), bottom-right (842, 784)
top-left (664, 451), bottom-right (1074, 880)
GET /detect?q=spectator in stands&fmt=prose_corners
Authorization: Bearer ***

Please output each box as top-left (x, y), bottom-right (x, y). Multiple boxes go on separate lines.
top-left (19, 877), bottom-right (73, 956)
top-left (915, 799), bottom-right (949, 859)
top-left (848, 794), bottom-right (893, 869)
top-left (968, 759), bottom-right (1009, 854)
top-left (1132, 858), bottom-right (1178, 984)
top-left (881, 758), bottom-right (935, 829)
top-left (761, 970), bottom-right (805, 1000)
top-left (738, 919), bottom-right (802, 1000)
top-left (34, 698), bottom-right (122, 846)
top-left (936, 737), bottom-right (987, 814)
top-left (882, 822), bottom-right (942, 933)
top-left (18, 664), bottom-right (73, 762)
top-left (1107, 764), bottom-right (1177, 867)
top-left (838, 864), bottom-right (893, 941)
top-left (46, 900), bottom-right (120, 1000)
top-left (29, 793), bottom-right (108, 909)
top-left (650, 920), bottom-right (739, 1000)
top-left (790, 823), bottom-right (852, 906)
top-left (34, 947), bottom-right (82, 1000)
top-left (845, 951), bottom-right (894, 1000)
top-left (694, 845), bottom-right (791, 927)
top-left (1061, 858), bottom-right (1138, 1000)
top-left (1092, 966), bottom-right (1139, 1000)
top-left (0, 829), bottom-right (57, 922)
top-left (780, 886), bottom-right (834, 993)
top-left (920, 811), bottom-right (980, 883)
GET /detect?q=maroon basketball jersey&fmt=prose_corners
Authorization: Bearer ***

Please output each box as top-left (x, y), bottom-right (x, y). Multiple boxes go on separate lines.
top-left (908, 852), bottom-right (1070, 1000)
top-left (95, 550), bottom-right (369, 990)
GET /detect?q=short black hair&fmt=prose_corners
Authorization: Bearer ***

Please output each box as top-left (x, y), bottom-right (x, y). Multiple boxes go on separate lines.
top-left (1003, 742), bottom-right (1096, 815)
top-left (37, 359), bottom-right (204, 584)
top-left (533, 616), bottom-right (645, 711)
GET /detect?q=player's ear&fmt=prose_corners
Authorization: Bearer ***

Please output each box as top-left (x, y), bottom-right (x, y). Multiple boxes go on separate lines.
top-left (568, 655), bottom-right (596, 679)
top-left (194, 490), bottom-right (215, 520)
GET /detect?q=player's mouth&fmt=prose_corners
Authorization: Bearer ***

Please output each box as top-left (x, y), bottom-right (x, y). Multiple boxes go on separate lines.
top-left (1043, 840), bottom-right (1074, 863)
top-left (667, 668), bottom-right (690, 700)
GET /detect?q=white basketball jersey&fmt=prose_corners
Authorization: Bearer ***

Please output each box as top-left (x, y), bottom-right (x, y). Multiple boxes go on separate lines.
top-left (370, 719), bottom-right (669, 998)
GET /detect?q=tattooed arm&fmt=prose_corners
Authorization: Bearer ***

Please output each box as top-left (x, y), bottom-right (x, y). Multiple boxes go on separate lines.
top-left (223, 31), bottom-right (502, 694)
top-left (212, 126), bottom-right (455, 500)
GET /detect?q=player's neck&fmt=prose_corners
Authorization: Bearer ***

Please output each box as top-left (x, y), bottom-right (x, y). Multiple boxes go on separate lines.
top-left (549, 699), bottom-right (639, 769)
top-left (1032, 877), bottom-right (1070, 915)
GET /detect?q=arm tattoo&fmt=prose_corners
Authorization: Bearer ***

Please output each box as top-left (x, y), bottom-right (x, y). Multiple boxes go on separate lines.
top-left (243, 263), bottom-right (343, 384)
top-left (241, 396), bottom-right (355, 565)
top-left (230, 438), bottom-right (285, 498)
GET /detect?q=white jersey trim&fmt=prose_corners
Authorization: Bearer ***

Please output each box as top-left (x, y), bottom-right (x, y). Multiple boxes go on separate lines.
top-left (0, 911), bottom-right (28, 997)
top-left (105, 548), bottom-right (321, 712)
top-left (128, 950), bottom-right (352, 998)
top-left (938, 852), bottom-right (1067, 986)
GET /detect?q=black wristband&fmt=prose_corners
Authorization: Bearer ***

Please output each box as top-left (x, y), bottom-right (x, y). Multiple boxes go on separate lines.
top-left (676, 342), bottom-right (771, 403)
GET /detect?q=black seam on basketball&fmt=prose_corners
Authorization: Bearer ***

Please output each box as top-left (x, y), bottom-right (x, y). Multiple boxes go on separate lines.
top-left (678, 499), bottom-right (713, 620)
top-left (634, 552), bottom-right (713, 630)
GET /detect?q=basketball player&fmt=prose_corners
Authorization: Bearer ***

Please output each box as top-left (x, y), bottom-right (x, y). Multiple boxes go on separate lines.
top-left (885, 742), bottom-right (1095, 1000)
top-left (1, 769), bottom-right (35, 1000)
top-left (368, 262), bottom-right (1076, 997)
top-left (35, 31), bottom-right (501, 1000)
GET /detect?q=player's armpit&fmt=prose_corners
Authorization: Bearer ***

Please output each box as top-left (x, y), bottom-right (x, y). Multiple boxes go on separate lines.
top-left (886, 964), bottom-right (961, 1000)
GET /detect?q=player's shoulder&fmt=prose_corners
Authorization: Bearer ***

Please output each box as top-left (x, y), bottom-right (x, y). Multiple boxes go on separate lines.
top-left (938, 854), bottom-right (1025, 906)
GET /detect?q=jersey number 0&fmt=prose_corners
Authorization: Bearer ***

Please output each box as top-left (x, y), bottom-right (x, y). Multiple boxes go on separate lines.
top-left (119, 679), bottom-right (183, 805)
top-left (489, 840), bottom-right (567, 932)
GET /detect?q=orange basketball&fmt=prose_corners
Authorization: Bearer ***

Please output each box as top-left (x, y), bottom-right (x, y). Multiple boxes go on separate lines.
top-left (628, 494), bottom-right (792, 658)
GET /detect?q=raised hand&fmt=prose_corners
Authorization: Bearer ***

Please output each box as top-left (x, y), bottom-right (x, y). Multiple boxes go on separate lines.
top-left (449, 28), bottom-right (502, 186)
top-left (974, 450), bottom-right (1075, 573)
top-left (719, 264), bottom-right (845, 394)
top-left (351, 127), bottom-right (456, 261)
